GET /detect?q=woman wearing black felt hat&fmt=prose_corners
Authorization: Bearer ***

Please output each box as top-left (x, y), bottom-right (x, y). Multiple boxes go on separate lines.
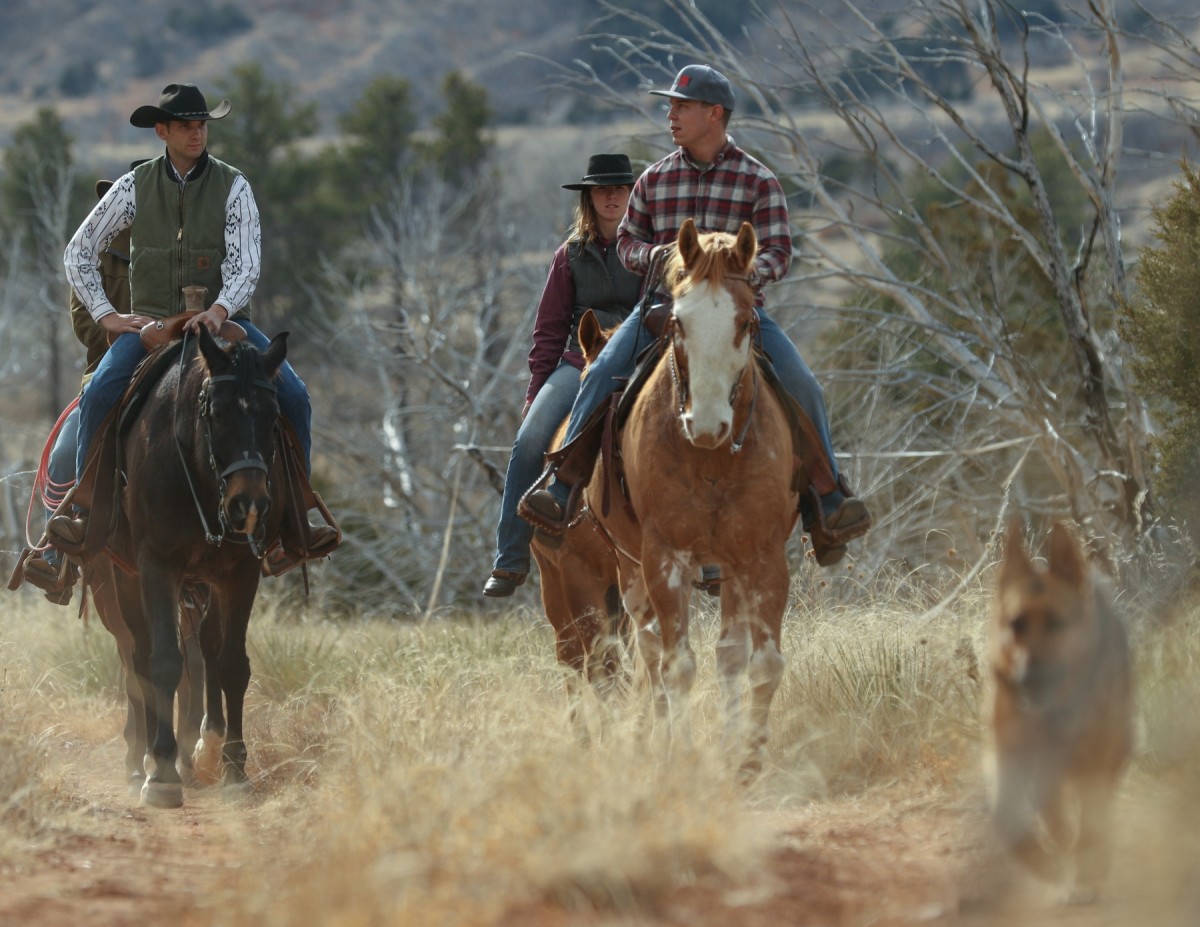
top-left (483, 154), bottom-right (641, 597)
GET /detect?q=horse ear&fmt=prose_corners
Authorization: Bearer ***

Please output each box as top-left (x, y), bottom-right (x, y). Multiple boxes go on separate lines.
top-left (578, 310), bottom-right (605, 363)
top-left (261, 331), bottom-right (289, 378)
top-left (197, 325), bottom-right (231, 375)
top-left (734, 221), bottom-right (757, 270)
top-left (678, 217), bottom-right (700, 265)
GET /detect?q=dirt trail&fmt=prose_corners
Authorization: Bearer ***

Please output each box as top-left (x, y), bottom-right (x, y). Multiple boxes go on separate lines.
top-left (0, 729), bottom-right (1174, 927)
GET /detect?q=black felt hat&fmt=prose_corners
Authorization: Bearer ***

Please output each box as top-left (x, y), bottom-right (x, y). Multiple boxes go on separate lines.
top-left (130, 83), bottom-right (231, 128)
top-left (562, 153), bottom-right (636, 190)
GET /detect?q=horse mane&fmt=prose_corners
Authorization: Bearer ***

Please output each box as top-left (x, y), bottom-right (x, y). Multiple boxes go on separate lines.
top-left (665, 230), bottom-right (740, 298)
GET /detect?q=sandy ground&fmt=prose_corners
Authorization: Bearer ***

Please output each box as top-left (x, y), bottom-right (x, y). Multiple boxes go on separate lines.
top-left (1, 723), bottom-right (1187, 927)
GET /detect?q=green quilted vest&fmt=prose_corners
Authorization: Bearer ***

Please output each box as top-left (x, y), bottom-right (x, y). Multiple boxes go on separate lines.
top-left (130, 155), bottom-right (249, 320)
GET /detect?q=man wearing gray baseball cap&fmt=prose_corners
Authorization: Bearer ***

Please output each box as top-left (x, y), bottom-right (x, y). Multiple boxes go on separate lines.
top-left (522, 64), bottom-right (870, 566)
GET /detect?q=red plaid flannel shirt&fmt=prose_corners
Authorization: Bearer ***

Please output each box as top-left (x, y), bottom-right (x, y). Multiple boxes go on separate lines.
top-left (616, 138), bottom-right (793, 301)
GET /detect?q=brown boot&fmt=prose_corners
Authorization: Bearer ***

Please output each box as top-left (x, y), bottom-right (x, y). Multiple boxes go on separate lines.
top-left (802, 476), bottom-right (871, 567)
top-left (482, 569), bottom-right (527, 597)
top-left (263, 521), bottom-right (341, 577)
top-left (22, 555), bottom-right (78, 606)
top-left (47, 512), bottom-right (88, 553)
top-left (517, 402), bottom-right (611, 536)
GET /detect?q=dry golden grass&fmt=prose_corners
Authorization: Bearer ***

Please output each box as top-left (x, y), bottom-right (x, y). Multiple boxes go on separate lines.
top-left (1, 577), bottom-right (1199, 925)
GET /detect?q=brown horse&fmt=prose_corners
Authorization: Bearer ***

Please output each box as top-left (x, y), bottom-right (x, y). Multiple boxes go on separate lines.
top-left (584, 218), bottom-right (803, 776)
top-left (100, 327), bottom-right (289, 807)
top-left (530, 312), bottom-right (627, 704)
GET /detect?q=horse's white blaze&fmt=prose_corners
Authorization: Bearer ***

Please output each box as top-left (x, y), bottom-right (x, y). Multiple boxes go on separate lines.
top-left (673, 286), bottom-right (746, 447)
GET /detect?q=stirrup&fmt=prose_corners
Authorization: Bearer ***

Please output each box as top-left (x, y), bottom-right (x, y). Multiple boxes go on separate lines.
top-left (802, 476), bottom-right (870, 566)
top-left (20, 553), bottom-right (78, 606)
top-left (518, 489), bottom-right (569, 536)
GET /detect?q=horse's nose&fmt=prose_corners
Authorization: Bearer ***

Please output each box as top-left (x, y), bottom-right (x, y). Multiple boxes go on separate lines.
top-left (226, 492), bottom-right (271, 534)
top-left (682, 415), bottom-right (730, 449)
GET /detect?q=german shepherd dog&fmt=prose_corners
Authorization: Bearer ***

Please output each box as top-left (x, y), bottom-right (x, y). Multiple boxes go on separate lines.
top-left (985, 520), bottom-right (1133, 903)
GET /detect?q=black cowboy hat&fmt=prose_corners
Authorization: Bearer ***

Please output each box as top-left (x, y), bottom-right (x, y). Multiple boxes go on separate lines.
top-left (562, 153), bottom-right (636, 190)
top-left (95, 159), bottom-right (151, 199)
top-left (130, 83), bottom-right (231, 129)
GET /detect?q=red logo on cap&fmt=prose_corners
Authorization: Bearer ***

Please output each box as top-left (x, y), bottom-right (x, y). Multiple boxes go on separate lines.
top-left (678, 75), bottom-right (691, 87)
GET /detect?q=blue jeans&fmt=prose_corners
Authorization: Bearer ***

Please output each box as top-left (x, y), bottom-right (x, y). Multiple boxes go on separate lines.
top-left (75, 322), bottom-right (313, 481)
top-left (557, 307), bottom-right (838, 498)
top-left (492, 362), bottom-right (582, 573)
top-left (47, 403), bottom-right (80, 519)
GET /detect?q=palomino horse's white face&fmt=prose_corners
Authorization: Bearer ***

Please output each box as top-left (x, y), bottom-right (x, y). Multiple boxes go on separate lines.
top-left (667, 219), bottom-right (759, 450)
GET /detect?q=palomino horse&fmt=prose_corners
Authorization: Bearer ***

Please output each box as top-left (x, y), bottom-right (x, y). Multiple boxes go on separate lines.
top-left (101, 327), bottom-right (289, 807)
top-left (585, 218), bottom-right (803, 776)
top-left (530, 311), bottom-right (627, 704)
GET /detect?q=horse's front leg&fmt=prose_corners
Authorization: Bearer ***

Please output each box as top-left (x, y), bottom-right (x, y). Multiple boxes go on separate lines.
top-left (175, 584), bottom-right (208, 784)
top-left (620, 565), bottom-right (668, 720)
top-left (191, 594), bottom-right (227, 786)
top-left (217, 566), bottom-right (262, 792)
top-left (137, 556), bottom-right (186, 808)
top-left (641, 537), bottom-right (697, 743)
top-left (721, 556), bottom-right (789, 781)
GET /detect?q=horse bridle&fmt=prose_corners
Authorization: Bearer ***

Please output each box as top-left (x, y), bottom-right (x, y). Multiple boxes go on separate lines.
top-left (174, 337), bottom-right (278, 555)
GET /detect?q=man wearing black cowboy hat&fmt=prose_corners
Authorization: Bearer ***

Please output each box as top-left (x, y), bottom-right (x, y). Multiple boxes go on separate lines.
top-left (50, 83), bottom-right (338, 572)
top-left (521, 64), bottom-right (870, 567)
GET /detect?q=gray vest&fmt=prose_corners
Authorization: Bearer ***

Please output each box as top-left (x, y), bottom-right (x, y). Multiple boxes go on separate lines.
top-left (130, 155), bottom-right (248, 320)
top-left (566, 239), bottom-right (643, 355)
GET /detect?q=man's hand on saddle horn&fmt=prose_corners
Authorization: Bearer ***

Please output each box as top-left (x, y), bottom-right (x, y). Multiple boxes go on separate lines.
top-left (183, 303), bottom-right (230, 336)
top-left (99, 309), bottom-right (154, 334)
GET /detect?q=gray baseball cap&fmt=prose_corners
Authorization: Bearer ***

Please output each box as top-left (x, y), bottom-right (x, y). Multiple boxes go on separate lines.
top-left (649, 65), bottom-right (735, 112)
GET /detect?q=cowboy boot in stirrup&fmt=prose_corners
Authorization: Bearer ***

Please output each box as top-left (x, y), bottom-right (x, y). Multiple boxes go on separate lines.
top-left (517, 403), bottom-right (609, 536)
top-left (803, 474), bottom-right (871, 567)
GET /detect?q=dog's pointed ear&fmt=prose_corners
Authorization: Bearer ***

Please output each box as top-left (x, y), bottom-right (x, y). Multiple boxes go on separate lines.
top-left (998, 518), bottom-right (1031, 582)
top-left (1047, 520), bottom-right (1087, 588)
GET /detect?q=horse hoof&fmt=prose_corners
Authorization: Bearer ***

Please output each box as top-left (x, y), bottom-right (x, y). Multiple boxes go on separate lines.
top-left (140, 779), bottom-right (184, 809)
top-left (126, 772), bottom-right (146, 798)
top-left (191, 730), bottom-right (225, 786)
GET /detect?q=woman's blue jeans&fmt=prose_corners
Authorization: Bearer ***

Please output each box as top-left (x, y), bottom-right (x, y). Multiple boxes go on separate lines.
top-left (492, 362), bottom-right (581, 574)
top-left (75, 323), bottom-right (313, 481)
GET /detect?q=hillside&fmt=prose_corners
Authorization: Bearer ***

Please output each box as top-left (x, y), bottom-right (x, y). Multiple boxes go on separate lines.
top-left (0, 0), bottom-right (582, 148)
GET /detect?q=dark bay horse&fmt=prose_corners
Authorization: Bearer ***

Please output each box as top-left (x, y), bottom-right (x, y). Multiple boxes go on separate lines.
top-left (583, 219), bottom-right (803, 776)
top-left (103, 326), bottom-right (288, 807)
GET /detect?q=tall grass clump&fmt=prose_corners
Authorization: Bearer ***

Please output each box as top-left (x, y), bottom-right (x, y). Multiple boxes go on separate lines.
top-left (770, 574), bottom-right (989, 796)
top-left (0, 616), bottom-right (77, 863)
top-left (220, 613), bottom-right (774, 927)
